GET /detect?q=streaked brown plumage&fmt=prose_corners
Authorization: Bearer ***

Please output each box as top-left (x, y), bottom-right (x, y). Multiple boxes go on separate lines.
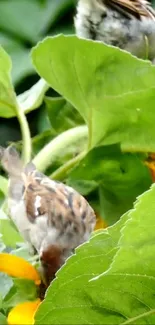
top-left (101, 0), bottom-right (155, 19)
top-left (75, 0), bottom-right (155, 61)
top-left (0, 146), bottom-right (96, 285)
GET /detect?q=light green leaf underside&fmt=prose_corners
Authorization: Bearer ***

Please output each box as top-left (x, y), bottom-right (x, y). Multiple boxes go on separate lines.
top-left (0, 46), bottom-right (17, 117)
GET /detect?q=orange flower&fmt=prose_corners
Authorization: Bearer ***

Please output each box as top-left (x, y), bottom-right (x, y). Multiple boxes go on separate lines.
top-left (95, 214), bottom-right (107, 230)
top-left (145, 152), bottom-right (155, 182)
top-left (0, 253), bottom-right (41, 285)
top-left (7, 299), bottom-right (41, 325)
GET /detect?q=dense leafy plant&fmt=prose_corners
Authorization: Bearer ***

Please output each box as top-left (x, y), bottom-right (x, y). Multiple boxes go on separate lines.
top-left (1, 1), bottom-right (155, 324)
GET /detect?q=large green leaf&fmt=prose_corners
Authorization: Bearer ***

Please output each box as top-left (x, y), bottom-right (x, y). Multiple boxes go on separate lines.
top-left (35, 183), bottom-right (155, 324)
top-left (0, 46), bottom-right (18, 117)
top-left (0, 44), bottom-right (48, 117)
top-left (32, 35), bottom-right (155, 152)
top-left (34, 213), bottom-right (128, 324)
top-left (85, 184), bottom-right (155, 324)
top-left (0, 32), bottom-right (34, 86)
top-left (67, 145), bottom-right (152, 224)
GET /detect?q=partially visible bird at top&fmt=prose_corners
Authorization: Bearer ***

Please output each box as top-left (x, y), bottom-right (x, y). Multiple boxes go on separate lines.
top-left (74, 0), bottom-right (155, 61)
top-left (0, 146), bottom-right (96, 286)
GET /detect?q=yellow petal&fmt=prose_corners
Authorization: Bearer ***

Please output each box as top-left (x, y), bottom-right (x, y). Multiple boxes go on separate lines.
top-left (7, 299), bottom-right (41, 325)
top-left (95, 215), bottom-right (107, 230)
top-left (0, 253), bottom-right (41, 285)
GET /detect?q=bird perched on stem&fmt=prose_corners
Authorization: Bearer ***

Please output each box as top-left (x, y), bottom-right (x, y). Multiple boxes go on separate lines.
top-left (0, 146), bottom-right (96, 286)
top-left (75, 0), bottom-right (155, 61)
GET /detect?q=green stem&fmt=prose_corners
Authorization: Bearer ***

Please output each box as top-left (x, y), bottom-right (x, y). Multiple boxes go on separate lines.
top-left (88, 107), bottom-right (93, 150)
top-left (122, 309), bottom-right (155, 325)
top-left (51, 150), bottom-right (86, 180)
top-left (15, 103), bottom-right (31, 163)
top-left (33, 125), bottom-right (88, 172)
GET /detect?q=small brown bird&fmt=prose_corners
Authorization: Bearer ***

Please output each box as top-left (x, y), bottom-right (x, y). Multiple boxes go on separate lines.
top-left (75, 0), bottom-right (155, 61)
top-left (0, 146), bottom-right (96, 285)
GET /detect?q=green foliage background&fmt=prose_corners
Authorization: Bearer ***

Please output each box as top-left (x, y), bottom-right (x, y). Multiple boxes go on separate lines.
top-left (0, 0), bottom-right (75, 146)
top-left (1, 1), bottom-right (155, 324)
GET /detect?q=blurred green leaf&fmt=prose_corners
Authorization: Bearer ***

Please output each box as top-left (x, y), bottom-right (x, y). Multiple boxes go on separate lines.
top-left (3, 279), bottom-right (38, 309)
top-left (39, 0), bottom-right (75, 35)
top-left (32, 35), bottom-right (155, 152)
top-left (45, 96), bottom-right (84, 132)
top-left (50, 22), bottom-right (74, 37)
top-left (0, 32), bottom-right (34, 86)
top-left (0, 274), bottom-right (13, 300)
top-left (0, 0), bottom-right (46, 43)
top-left (0, 0), bottom-right (74, 44)
top-left (0, 176), bottom-right (8, 196)
top-left (11, 245), bottom-right (32, 261)
top-left (0, 210), bottom-right (23, 248)
top-left (0, 46), bottom-right (18, 117)
top-left (67, 145), bottom-right (152, 223)
top-left (0, 312), bottom-right (7, 325)
top-left (32, 129), bottom-right (55, 156)
top-left (36, 106), bottom-right (51, 134)
top-left (0, 238), bottom-right (5, 252)
top-left (11, 48), bottom-right (34, 86)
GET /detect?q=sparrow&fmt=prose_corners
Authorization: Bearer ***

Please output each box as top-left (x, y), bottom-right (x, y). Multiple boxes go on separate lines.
top-left (74, 0), bottom-right (155, 61)
top-left (0, 146), bottom-right (96, 285)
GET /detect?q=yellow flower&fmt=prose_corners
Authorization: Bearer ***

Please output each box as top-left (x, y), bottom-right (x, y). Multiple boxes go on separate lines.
top-left (0, 253), bottom-right (41, 285)
top-left (0, 253), bottom-right (42, 324)
top-left (7, 299), bottom-right (41, 325)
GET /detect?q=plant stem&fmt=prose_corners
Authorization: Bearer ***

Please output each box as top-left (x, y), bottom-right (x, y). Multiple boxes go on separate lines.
top-left (122, 309), bottom-right (155, 324)
top-left (33, 125), bottom-right (88, 172)
top-left (15, 104), bottom-right (31, 163)
top-left (50, 150), bottom-right (86, 180)
top-left (88, 107), bottom-right (93, 150)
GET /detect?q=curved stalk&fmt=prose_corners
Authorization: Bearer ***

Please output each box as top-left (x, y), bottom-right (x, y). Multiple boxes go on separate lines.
top-left (33, 126), bottom-right (88, 172)
top-left (15, 103), bottom-right (31, 163)
top-left (50, 150), bottom-right (86, 180)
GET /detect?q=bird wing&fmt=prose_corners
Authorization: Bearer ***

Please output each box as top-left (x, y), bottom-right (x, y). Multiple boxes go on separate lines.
top-left (99, 0), bottom-right (155, 19)
top-left (23, 167), bottom-right (96, 238)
